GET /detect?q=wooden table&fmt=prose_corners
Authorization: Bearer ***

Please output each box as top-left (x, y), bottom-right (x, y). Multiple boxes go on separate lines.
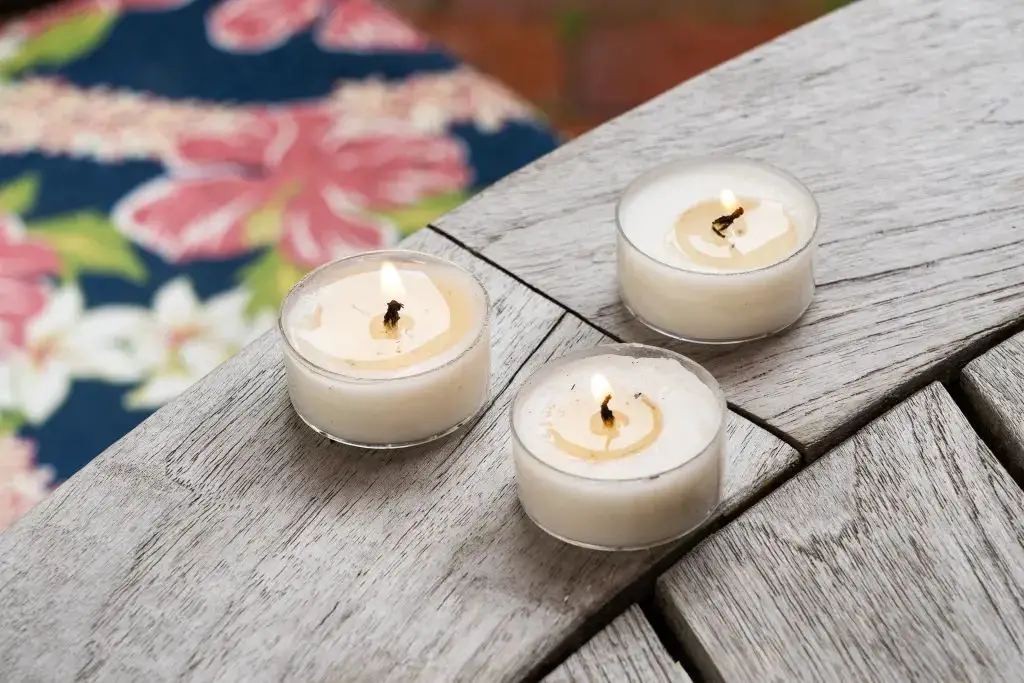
top-left (3, 0), bottom-right (1024, 680)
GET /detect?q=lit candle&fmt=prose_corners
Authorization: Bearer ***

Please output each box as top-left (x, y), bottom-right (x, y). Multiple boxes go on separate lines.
top-left (617, 157), bottom-right (819, 343)
top-left (511, 344), bottom-right (726, 550)
top-left (279, 251), bottom-right (490, 448)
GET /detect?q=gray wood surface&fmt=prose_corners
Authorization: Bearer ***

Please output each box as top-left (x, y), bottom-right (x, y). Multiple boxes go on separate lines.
top-left (657, 384), bottom-right (1024, 682)
top-left (432, 0), bottom-right (1024, 455)
top-left (543, 606), bottom-right (690, 683)
top-left (962, 330), bottom-right (1024, 481)
top-left (0, 227), bottom-right (797, 681)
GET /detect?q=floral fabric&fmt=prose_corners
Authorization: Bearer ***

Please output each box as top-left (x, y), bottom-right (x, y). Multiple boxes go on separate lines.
top-left (0, 0), bottom-right (557, 530)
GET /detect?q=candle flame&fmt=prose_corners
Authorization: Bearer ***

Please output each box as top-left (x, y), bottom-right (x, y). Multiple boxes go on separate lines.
top-left (590, 373), bottom-right (613, 403)
top-left (720, 189), bottom-right (738, 212)
top-left (380, 262), bottom-right (405, 301)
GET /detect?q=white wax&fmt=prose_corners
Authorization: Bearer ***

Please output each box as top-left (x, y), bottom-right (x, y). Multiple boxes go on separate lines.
top-left (280, 253), bottom-right (490, 447)
top-left (294, 270), bottom-right (451, 369)
top-left (617, 158), bottom-right (819, 343)
top-left (512, 352), bottom-right (725, 550)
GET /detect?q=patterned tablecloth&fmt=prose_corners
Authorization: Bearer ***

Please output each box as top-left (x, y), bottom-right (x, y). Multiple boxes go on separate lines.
top-left (0, 0), bottom-right (558, 529)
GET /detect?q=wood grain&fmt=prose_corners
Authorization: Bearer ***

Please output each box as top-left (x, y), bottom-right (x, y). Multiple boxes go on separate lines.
top-left (431, 0), bottom-right (1024, 455)
top-left (962, 330), bottom-right (1024, 481)
top-left (543, 606), bottom-right (690, 683)
top-left (657, 384), bottom-right (1024, 682)
top-left (0, 230), bottom-right (797, 681)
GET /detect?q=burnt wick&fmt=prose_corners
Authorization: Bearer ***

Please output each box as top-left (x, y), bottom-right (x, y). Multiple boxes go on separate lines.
top-left (711, 207), bottom-right (744, 238)
top-left (600, 394), bottom-right (615, 427)
top-left (383, 299), bottom-right (404, 329)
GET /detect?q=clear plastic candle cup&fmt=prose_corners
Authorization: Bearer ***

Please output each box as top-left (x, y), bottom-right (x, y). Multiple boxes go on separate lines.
top-left (617, 156), bottom-right (820, 344)
top-left (510, 343), bottom-right (726, 550)
top-left (279, 250), bottom-right (490, 448)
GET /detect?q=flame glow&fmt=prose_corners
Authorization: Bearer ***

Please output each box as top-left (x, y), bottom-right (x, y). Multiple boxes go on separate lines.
top-left (590, 373), bottom-right (613, 403)
top-left (719, 189), bottom-right (738, 212)
top-left (380, 262), bottom-right (405, 300)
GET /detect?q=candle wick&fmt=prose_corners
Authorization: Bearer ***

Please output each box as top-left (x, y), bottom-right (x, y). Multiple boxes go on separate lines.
top-left (383, 299), bottom-right (404, 329)
top-left (600, 394), bottom-right (615, 427)
top-left (712, 207), bottom-right (744, 238)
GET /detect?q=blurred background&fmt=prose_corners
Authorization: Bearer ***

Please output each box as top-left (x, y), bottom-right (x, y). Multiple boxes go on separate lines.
top-left (389, 0), bottom-right (852, 137)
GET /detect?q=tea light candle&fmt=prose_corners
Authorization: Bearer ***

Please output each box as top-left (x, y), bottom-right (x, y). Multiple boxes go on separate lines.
top-left (279, 251), bottom-right (490, 448)
top-left (617, 157), bottom-right (820, 343)
top-left (511, 344), bottom-right (726, 550)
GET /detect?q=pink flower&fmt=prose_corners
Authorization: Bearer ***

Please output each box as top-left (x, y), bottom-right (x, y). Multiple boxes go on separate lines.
top-left (114, 108), bottom-right (469, 268)
top-left (0, 215), bottom-right (60, 349)
top-left (207, 0), bottom-right (428, 53)
top-left (0, 435), bottom-right (54, 532)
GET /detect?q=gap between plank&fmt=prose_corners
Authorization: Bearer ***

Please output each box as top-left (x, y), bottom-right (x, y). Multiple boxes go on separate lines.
top-left (638, 597), bottom-right (708, 683)
top-left (427, 225), bottom-right (625, 344)
top-left (945, 376), bottom-right (1024, 492)
top-left (805, 314), bottom-right (1024, 460)
top-left (516, 515), bottom-right (724, 683)
top-left (428, 225), bottom-right (810, 461)
top-left (725, 402), bottom-right (805, 459)
top-left (429, 223), bottom-right (1024, 464)
top-left (429, 226), bottom-right (1024, 462)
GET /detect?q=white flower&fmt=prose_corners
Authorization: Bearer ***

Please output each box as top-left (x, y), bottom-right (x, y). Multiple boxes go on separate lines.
top-left (123, 277), bottom-right (272, 410)
top-left (6, 287), bottom-right (103, 424)
top-left (0, 277), bottom-right (270, 424)
top-left (0, 31), bottom-right (25, 66)
top-left (3, 286), bottom-right (154, 425)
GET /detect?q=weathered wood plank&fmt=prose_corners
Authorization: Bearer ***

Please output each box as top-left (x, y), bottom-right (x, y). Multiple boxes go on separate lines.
top-left (0, 245), bottom-right (796, 680)
top-left (657, 384), bottom-right (1024, 682)
top-left (543, 606), bottom-right (690, 683)
top-left (432, 0), bottom-right (1024, 454)
top-left (962, 330), bottom-right (1024, 481)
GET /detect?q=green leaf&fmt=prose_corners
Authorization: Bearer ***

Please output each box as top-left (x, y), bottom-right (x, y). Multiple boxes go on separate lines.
top-left (372, 192), bottom-right (469, 236)
top-left (27, 211), bottom-right (147, 284)
top-left (243, 205), bottom-right (285, 248)
top-left (237, 250), bottom-right (306, 319)
top-left (0, 173), bottom-right (39, 215)
top-left (0, 412), bottom-right (24, 436)
top-left (1, 10), bottom-right (117, 77)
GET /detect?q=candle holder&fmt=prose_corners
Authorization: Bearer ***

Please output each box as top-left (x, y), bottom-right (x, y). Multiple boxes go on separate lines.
top-left (510, 343), bottom-right (726, 551)
top-left (616, 156), bottom-right (820, 344)
top-left (279, 250), bottom-right (490, 449)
